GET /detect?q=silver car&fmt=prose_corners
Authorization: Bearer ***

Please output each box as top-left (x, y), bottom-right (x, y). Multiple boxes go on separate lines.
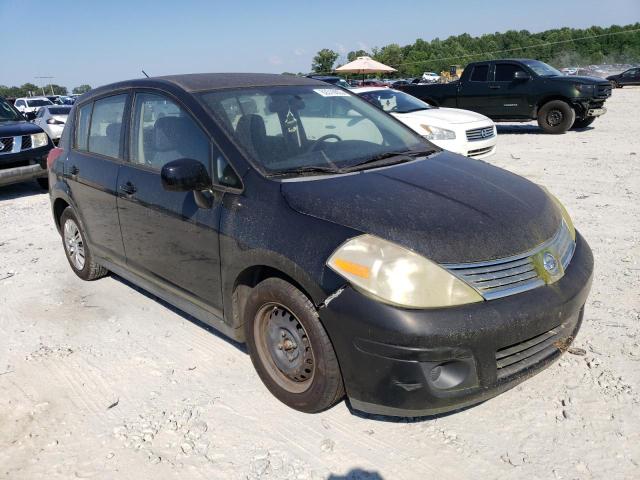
top-left (33, 105), bottom-right (71, 145)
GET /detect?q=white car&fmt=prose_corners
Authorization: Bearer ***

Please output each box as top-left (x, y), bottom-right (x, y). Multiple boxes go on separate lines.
top-left (13, 96), bottom-right (54, 119)
top-left (354, 87), bottom-right (497, 158)
top-left (421, 72), bottom-right (441, 83)
top-left (33, 105), bottom-right (72, 144)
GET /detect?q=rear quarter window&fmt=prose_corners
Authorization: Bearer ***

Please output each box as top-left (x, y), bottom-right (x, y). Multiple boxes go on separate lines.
top-left (75, 103), bottom-right (92, 151)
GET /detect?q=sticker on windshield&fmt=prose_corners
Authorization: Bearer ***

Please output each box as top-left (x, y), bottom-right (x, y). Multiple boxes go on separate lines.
top-left (313, 88), bottom-right (350, 97)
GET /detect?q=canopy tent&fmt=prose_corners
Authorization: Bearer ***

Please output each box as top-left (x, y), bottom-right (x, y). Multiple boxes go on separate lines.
top-left (335, 56), bottom-right (397, 81)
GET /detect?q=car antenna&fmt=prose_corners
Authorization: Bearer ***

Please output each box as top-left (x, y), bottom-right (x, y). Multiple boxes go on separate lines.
top-left (142, 70), bottom-right (150, 78)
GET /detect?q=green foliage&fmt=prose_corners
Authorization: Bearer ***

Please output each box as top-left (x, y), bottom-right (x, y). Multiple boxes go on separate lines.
top-left (72, 84), bottom-right (92, 94)
top-left (312, 49), bottom-right (339, 73)
top-left (347, 49), bottom-right (369, 62)
top-left (318, 23), bottom-right (640, 77)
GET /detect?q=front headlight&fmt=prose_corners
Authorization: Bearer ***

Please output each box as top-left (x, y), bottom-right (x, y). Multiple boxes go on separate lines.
top-left (421, 125), bottom-right (456, 140)
top-left (574, 83), bottom-right (594, 95)
top-left (31, 132), bottom-right (49, 148)
top-left (540, 186), bottom-right (576, 240)
top-left (327, 234), bottom-right (483, 308)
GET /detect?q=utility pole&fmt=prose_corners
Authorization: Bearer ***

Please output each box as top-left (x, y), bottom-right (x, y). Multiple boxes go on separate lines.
top-left (35, 76), bottom-right (54, 96)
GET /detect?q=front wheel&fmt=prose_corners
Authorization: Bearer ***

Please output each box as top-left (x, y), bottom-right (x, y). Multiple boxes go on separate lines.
top-left (244, 278), bottom-right (344, 413)
top-left (572, 117), bottom-right (596, 129)
top-left (537, 100), bottom-right (576, 134)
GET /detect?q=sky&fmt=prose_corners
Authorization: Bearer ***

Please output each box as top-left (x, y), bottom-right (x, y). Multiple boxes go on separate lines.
top-left (1, 0), bottom-right (639, 90)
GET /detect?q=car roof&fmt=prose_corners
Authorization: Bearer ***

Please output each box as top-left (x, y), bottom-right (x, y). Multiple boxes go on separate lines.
top-left (81, 73), bottom-right (326, 102)
top-left (18, 96), bottom-right (50, 101)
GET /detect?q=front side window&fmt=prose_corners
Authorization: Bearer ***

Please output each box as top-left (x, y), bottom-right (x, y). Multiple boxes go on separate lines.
top-left (75, 103), bottom-right (92, 150)
top-left (494, 64), bottom-right (527, 82)
top-left (199, 86), bottom-right (428, 176)
top-left (470, 65), bottom-right (489, 82)
top-left (130, 93), bottom-right (210, 171)
top-left (358, 89), bottom-right (432, 114)
top-left (88, 94), bottom-right (127, 158)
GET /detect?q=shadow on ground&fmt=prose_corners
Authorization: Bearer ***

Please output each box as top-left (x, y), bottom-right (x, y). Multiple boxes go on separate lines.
top-left (0, 181), bottom-right (46, 202)
top-left (328, 469), bottom-right (384, 479)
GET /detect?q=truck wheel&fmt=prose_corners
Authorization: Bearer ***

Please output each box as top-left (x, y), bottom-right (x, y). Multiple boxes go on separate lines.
top-left (59, 207), bottom-right (108, 281)
top-left (572, 117), bottom-right (596, 129)
top-left (244, 278), bottom-right (344, 413)
top-left (537, 101), bottom-right (575, 134)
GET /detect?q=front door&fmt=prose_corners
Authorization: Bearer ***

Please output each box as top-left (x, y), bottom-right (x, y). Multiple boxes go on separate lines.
top-left (483, 62), bottom-right (533, 118)
top-left (116, 91), bottom-right (225, 312)
top-left (65, 94), bottom-right (128, 263)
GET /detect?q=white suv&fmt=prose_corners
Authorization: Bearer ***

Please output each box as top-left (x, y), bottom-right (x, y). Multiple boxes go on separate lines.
top-left (13, 97), bottom-right (54, 119)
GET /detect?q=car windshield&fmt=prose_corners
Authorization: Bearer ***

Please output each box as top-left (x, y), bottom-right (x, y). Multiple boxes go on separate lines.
top-left (0, 99), bottom-right (22, 122)
top-left (48, 106), bottom-right (71, 115)
top-left (522, 60), bottom-right (563, 77)
top-left (27, 99), bottom-right (54, 107)
top-left (358, 89), bottom-right (432, 114)
top-left (199, 86), bottom-right (432, 177)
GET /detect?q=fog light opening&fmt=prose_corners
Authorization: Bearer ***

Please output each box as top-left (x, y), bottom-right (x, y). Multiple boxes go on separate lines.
top-left (428, 361), bottom-right (470, 390)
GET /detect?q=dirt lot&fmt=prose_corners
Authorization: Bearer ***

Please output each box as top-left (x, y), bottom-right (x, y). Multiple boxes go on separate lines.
top-left (1, 88), bottom-right (639, 480)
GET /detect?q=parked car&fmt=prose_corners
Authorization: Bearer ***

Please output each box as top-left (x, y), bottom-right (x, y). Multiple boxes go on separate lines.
top-left (354, 87), bottom-right (497, 158)
top-left (48, 73), bottom-right (593, 417)
top-left (13, 96), bottom-right (55, 120)
top-left (306, 75), bottom-right (351, 89)
top-left (34, 105), bottom-right (72, 145)
top-left (606, 67), bottom-right (640, 88)
top-left (361, 79), bottom-right (386, 87)
top-left (390, 79), bottom-right (413, 88)
top-left (0, 96), bottom-right (52, 188)
top-left (397, 59), bottom-right (612, 133)
top-left (421, 72), bottom-right (441, 83)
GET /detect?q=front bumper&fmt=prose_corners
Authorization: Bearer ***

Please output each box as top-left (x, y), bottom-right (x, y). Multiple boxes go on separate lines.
top-left (320, 232), bottom-right (593, 417)
top-left (0, 147), bottom-right (50, 186)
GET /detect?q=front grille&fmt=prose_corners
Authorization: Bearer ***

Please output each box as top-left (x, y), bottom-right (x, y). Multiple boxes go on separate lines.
top-left (468, 146), bottom-right (494, 157)
top-left (495, 326), bottom-right (561, 379)
top-left (466, 126), bottom-right (495, 141)
top-left (21, 135), bottom-right (32, 150)
top-left (596, 84), bottom-right (612, 98)
top-left (0, 137), bottom-right (14, 154)
top-left (444, 221), bottom-right (575, 300)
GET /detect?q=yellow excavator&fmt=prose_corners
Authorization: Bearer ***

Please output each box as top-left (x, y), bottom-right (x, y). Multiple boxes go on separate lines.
top-left (439, 65), bottom-right (464, 83)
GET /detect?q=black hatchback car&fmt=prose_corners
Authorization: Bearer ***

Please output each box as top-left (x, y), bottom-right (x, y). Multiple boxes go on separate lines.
top-left (48, 74), bottom-right (593, 417)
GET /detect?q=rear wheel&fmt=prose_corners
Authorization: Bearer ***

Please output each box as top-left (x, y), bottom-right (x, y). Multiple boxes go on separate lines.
top-left (244, 278), bottom-right (344, 413)
top-left (537, 100), bottom-right (575, 134)
top-left (60, 207), bottom-right (108, 281)
top-left (572, 117), bottom-right (596, 129)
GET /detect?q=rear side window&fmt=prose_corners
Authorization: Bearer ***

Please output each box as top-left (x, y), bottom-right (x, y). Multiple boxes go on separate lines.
top-left (495, 64), bottom-right (526, 82)
top-left (88, 95), bottom-right (127, 158)
top-left (75, 103), bottom-right (92, 151)
top-left (470, 65), bottom-right (489, 82)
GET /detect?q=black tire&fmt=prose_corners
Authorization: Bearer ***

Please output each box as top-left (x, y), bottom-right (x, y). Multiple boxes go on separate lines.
top-left (244, 278), bottom-right (344, 413)
top-left (537, 100), bottom-right (576, 134)
top-left (36, 177), bottom-right (49, 190)
top-left (572, 117), bottom-right (596, 129)
top-left (59, 207), bottom-right (108, 281)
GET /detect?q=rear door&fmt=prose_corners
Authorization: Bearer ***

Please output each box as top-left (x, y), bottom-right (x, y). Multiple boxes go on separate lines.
top-left (65, 93), bottom-right (128, 263)
top-left (484, 62), bottom-right (532, 118)
top-left (457, 64), bottom-right (493, 114)
top-left (116, 90), bottom-right (226, 313)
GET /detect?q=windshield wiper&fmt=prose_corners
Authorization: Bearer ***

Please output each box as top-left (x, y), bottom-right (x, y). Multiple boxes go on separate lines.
top-left (265, 165), bottom-right (342, 178)
top-left (342, 149), bottom-right (435, 172)
top-left (400, 107), bottom-right (431, 113)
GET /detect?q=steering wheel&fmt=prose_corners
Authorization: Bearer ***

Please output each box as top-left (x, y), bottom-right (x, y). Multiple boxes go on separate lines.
top-left (307, 134), bottom-right (342, 152)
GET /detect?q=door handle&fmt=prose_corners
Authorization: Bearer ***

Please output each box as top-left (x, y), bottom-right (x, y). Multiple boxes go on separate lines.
top-left (120, 182), bottom-right (137, 196)
top-left (69, 165), bottom-right (79, 176)
top-left (489, 85), bottom-right (501, 89)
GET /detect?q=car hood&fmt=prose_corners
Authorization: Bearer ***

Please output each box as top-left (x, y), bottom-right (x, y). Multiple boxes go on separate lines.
top-left (281, 151), bottom-right (561, 264)
top-left (548, 75), bottom-right (609, 85)
top-left (393, 107), bottom-right (491, 125)
top-left (0, 120), bottom-right (44, 137)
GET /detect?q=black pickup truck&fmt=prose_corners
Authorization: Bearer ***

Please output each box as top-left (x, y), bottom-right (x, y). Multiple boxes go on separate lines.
top-left (397, 59), bottom-right (612, 133)
top-left (1, 96), bottom-right (52, 188)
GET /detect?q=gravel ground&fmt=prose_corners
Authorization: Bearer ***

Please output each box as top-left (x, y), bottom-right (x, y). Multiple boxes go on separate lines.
top-left (1, 88), bottom-right (639, 480)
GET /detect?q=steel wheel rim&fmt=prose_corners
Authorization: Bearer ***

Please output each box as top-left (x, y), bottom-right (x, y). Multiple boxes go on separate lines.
top-left (254, 302), bottom-right (315, 393)
top-left (63, 219), bottom-right (86, 270)
top-left (547, 109), bottom-right (563, 127)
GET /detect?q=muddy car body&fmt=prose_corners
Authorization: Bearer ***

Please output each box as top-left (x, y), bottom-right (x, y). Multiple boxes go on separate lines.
top-left (48, 74), bottom-right (593, 416)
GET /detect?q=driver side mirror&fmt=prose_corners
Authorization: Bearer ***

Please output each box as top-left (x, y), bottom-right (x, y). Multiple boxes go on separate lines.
top-left (161, 158), bottom-right (211, 192)
top-left (514, 71), bottom-right (531, 81)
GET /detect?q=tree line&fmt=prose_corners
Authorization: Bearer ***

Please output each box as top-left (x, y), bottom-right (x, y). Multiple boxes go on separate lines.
top-left (311, 23), bottom-right (640, 76)
top-left (0, 83), bottom-right (92, 99)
